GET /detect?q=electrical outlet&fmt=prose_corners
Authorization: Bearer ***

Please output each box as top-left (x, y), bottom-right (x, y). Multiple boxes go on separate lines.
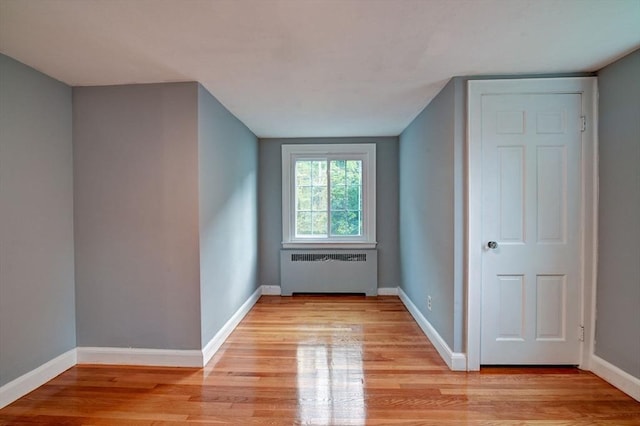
top-left (427, 295), bottom-right (432, 311)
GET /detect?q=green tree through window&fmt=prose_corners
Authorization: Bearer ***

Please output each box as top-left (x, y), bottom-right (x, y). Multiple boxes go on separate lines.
top-left (295, 159), bottom-right (362, 237)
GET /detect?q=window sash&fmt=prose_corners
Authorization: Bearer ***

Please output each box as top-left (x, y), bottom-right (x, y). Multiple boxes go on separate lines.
top-left (294, 158), bottom-right (363, 238)
top-left (282, 144), bottom-right (376, 248)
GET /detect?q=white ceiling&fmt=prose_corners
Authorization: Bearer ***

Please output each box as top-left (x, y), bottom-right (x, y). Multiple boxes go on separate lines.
top-left (1, 0), bottom-right (639, 138)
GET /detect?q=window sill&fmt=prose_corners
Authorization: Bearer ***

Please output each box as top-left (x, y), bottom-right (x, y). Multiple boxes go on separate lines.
top-left (282, 242), bottom-right (378, 249)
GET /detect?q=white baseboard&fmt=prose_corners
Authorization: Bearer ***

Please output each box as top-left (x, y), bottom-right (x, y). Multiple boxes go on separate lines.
top-left (261, 285), bottom-right (282, 295)
top-left (77, 347), bottom-right (203, 367)
top-left (202, 286), bottom-right (262, 365)
top-left (398, 288), bottom-right (467, 371)
top-left (3, 286), bottom-right (263, 407)
top-left (590, 354), bottom-right (640, 402)
top-left (377, 287), bottom-right (399, 296)
top-left (0, 348), bottom-right (76, 409)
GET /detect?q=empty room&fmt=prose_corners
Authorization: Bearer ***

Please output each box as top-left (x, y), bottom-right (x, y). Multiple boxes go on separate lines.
top-left (1, 0), bottom-right (639, 424)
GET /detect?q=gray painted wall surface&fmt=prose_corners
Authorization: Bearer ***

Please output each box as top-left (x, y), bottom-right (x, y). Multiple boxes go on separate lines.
top-left (258, 137), bottom-right (400, 290)
top-left (595, 49), bottom-right (640, 379)
top-left (0, 55), bottom-right (76, 386)
top-left (73, 83), bottom-right (202, 350)
top-left (398, 79), bottom-right (465, 352)
top-left (198, 85), bottom-right (258, 346)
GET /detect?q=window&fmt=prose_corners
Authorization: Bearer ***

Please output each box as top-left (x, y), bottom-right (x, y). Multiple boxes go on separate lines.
top-left (282, 144), bottom-right (376, 248)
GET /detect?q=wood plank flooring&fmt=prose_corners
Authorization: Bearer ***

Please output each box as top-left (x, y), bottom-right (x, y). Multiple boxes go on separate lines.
top-left (1, 295), bottom-right (639, 424)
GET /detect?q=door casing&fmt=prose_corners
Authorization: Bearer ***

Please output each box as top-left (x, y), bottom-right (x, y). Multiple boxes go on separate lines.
top-left (466, 78), bottom-right (598, 371)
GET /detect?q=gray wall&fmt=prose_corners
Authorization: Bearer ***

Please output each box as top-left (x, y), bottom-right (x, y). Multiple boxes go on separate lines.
top-left (198, 85), bottom-right (258, 346)
top-left (595, 49), bottom-right (640, 379)
top-left (398, 78), bottom-right (465, 352)
top-left (0, 55), bottom-right (76, 386)
top-left (73, 83), bottom-right (202, 350)
top-left (258, 137), bottom-right (400, 290)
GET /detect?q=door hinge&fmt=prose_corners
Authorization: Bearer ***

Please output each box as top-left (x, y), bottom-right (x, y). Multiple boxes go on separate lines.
top-left (578, 325), bottom-right (585, 342)
top-left (580, 116), bottom-right (586, 132)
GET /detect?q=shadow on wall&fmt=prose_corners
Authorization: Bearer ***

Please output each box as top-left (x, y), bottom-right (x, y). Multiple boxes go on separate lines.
top-left (200, 170), bottom-right (258, 345)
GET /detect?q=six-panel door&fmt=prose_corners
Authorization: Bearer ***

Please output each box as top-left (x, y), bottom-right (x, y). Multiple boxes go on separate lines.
top-left (481, 93), bottom-right (583, 365)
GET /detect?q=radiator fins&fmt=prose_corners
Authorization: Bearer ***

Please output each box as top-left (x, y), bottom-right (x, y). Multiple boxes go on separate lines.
top-left (290, 253), bottom-right (366, 262)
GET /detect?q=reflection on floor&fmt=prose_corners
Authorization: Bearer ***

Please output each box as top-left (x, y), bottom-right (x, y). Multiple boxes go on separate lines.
top-left (297, 341), bottom-right (365, 424)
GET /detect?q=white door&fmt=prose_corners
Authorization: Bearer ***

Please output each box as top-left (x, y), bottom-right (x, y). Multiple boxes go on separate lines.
top-left (480, 93), bottom-right (583, 364)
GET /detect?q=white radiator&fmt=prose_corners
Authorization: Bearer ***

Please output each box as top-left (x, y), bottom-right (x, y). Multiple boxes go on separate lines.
top-left (280, 249), bottom-right (377, 296)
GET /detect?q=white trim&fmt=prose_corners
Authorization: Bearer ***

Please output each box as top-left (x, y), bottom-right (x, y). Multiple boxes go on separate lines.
top-left (282, 242), bottom-right (377, 249)
top-left (77, 347), bottom-right (203, 367)
top-left (377, 287), bottom-right (399, 296)
top-left (582, 78), bottom-right (599, 370)
top-left (281, 143), bottom-right (376, 246)
top-left (0, 348), bottom-right (76, 409)
top-left (0, 288), bottom-right (264, 408)
top-left (590, 355), bottom-right (640, 402)
top-left (261, 285), bottom-right (282, 295)
top-left (202, 286), bottom-right (262, 365)
top-left (399, 288), bottom-right (467, 371)
top-left (466, 77), bottom-right (598, 371)
top-left (76, 287), bottom-right (263, 368)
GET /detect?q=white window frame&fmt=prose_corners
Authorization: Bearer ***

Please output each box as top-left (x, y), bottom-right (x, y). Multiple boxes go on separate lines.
top-left (282, 143), bottom-right (376, 248)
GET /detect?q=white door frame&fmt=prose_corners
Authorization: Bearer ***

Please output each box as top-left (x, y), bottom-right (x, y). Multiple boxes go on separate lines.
top-left (466, 78), bottom-right (598, 371)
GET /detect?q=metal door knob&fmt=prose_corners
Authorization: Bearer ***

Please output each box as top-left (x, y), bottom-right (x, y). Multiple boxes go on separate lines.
top-left (487, 241), bottom-right (498, 249)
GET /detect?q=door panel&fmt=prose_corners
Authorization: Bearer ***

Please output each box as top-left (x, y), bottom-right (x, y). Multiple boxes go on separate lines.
top-left (536, 146), bottom-right (567, 243)
top-left (498, 147), bottom-right (525, 242)
top-left (496, 275), bottom-right (525, 340)
top-left (536, 275), bottom-right (567, 341)
top-left (481, 93), bottom-right (582, 365)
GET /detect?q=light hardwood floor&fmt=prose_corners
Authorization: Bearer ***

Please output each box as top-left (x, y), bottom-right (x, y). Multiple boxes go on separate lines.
top-left (1, 295), bottom-right (639, 424)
